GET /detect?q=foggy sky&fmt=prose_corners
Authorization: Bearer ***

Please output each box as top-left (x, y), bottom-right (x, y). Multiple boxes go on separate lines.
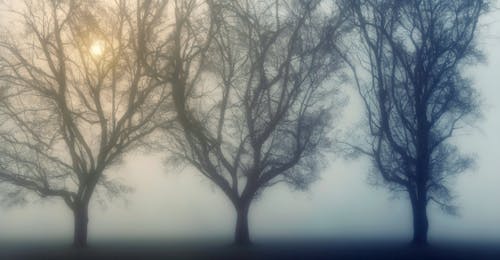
top-left (0, 2), bottom-right (499, 245)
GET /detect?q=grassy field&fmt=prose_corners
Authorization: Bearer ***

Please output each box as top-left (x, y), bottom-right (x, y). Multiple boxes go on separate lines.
top-left (1, 240), bottom-right (499, 259)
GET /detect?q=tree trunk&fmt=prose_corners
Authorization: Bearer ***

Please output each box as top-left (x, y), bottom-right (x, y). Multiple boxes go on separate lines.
top-left (234, 202), bottom-right (251, 246)
top-left (410, 196), bottom-right (428, 246)
top-left (413, 113), bottom-right (430, 246)
top-left (72, 201), bottom-right (89, 248)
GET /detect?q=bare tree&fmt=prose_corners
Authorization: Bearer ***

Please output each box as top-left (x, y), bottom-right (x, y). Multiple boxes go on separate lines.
top-left (143, 0), bottom-right (346, 245)
top-left (0, 0), bottom-right (170, 247)
top-left (339, 0), bottom-right (488, 245)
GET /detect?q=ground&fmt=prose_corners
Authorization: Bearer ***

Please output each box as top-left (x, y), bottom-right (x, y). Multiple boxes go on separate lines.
top-left (1, 240), bottom-right (499, 259)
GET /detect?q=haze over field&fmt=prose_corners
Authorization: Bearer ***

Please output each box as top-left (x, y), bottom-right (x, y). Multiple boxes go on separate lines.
top-left (0, 0), bottom-right (499, 248)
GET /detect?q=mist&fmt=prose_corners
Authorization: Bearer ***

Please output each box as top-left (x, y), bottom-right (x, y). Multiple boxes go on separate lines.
top-left (0, 0), bottom-right (499, 259)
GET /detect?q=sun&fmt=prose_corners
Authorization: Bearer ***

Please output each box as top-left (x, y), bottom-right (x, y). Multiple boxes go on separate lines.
top-left (89, 40), bottom-right (105, 57)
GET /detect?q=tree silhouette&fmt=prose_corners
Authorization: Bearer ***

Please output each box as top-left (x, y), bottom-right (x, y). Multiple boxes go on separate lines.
top-left (0, 0), bottom-right (170, 247)
top-left (340, 0), bottom-right (488, 245)
top-left (143, 0), bottom-right (346, 245)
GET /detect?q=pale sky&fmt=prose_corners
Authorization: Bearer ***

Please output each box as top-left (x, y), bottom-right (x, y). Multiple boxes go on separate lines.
top-left (0, 2), bottom-right (499, 245)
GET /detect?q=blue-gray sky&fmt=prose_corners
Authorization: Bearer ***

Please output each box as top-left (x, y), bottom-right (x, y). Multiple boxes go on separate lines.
top-left (0, 1), bottom-right (499, 245)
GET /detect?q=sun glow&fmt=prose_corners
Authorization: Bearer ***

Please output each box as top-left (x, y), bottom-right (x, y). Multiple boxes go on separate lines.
top-left (89, 40), bottom-right (105, 57)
